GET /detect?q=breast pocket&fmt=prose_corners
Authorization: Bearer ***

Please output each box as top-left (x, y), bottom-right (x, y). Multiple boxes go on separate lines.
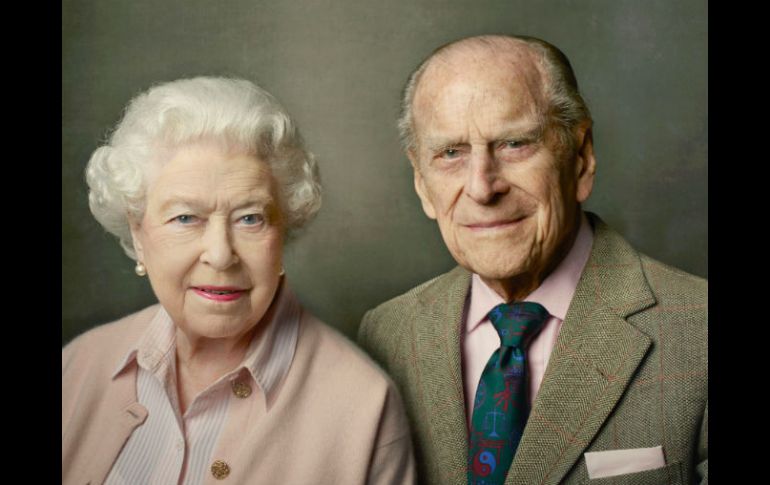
top-left (582, 461), bottom-right (683, 484)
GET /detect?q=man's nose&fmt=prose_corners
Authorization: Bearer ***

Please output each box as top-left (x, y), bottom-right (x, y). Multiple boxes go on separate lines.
top-left (465, 147), bottom-right (507, 204)
top-left (200, 220), bottom-right (239, 270)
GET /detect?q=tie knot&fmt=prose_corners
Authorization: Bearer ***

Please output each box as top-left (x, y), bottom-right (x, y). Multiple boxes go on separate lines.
top-left (487, 301), bottom-right (548, 348)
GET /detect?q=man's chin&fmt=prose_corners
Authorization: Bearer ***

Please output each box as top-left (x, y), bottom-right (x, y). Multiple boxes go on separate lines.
top-left (461, 258), bottom-right (531, 282)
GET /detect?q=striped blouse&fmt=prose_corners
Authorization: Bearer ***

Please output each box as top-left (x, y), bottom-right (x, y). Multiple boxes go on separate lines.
top-left (104, 283), bottom-right (299, 485)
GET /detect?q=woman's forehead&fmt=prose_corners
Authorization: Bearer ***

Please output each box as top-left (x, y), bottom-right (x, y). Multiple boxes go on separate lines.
top-left (145, 144), bottom-right (276, 205)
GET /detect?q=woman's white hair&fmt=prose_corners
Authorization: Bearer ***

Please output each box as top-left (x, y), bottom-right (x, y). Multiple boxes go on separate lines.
top-left (86, 76), bottom-right (322, 260)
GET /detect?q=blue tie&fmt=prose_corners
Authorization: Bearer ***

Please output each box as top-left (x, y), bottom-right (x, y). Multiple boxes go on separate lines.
top-left (467, 301), bottom-right (549, 485)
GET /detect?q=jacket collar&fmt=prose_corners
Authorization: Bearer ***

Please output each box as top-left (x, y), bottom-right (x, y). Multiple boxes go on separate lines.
top-left (411, 265), bottom-right (473, 482)
top-left (507, 213), bottom-right (656, 484)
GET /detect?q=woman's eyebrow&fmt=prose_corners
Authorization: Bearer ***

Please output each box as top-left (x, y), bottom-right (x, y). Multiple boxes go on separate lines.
top-left (157, 195), bottom-right (273, 213)
top-left (156, 196), bottom-right (203, 213)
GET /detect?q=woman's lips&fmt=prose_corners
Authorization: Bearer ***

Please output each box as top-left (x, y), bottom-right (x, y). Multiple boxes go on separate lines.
top-left (191, 286), bottom-right (247, 302)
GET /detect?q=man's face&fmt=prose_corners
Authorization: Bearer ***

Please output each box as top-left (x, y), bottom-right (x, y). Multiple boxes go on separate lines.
top-left (409, 49), bottom-right (595, 295)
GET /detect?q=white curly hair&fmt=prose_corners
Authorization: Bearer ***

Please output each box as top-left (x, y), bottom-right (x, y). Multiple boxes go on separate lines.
top-left (85, 76), bottom-right (322, 260)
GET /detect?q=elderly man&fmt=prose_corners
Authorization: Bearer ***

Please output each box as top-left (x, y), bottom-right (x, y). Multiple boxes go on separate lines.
top-left (358, 35), bottom-right (707, 485)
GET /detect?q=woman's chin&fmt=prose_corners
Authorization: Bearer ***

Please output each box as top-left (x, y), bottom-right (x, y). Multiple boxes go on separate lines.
top-left (178, 316), bottom-right (260, 343)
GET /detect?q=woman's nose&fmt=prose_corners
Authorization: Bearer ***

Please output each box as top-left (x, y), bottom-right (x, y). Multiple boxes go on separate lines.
top-left (200, 220), bottom-right (239, 270)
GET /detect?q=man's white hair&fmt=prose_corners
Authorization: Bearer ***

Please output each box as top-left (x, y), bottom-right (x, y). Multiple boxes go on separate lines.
top-left (86, 76), bottom-right (322, 260)
top-left (397, 35), bottom-right (592, 155)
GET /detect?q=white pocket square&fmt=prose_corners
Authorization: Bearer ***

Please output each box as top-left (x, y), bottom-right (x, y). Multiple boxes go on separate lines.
top-left (584, 446), bottom-right (666, 479)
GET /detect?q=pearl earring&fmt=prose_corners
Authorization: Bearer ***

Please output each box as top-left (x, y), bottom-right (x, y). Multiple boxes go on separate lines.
top-left (135, 262), bottom-right (147, 277)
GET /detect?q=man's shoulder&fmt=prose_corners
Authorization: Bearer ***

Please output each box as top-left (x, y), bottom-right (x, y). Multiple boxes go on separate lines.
top-left (588, 213), bottom-right (707, 305)
top-left (639, 253), bottom-right (707, 299)
top-left (635, 254), bottom-right (708, 335)
top-left (362, 266), bottom-right (469, 326)
top-left (357, 266), bottom-right (469, 361)
top-left (591, 224), bottom-right (707, 340)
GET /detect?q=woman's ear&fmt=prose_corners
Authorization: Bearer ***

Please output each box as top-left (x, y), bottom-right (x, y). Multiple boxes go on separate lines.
top-left (128, 217), bottom-right (145, 262)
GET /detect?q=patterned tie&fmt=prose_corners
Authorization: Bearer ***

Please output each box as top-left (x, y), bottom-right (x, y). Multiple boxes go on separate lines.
top-left (468, 301), bottom-right (548, 485)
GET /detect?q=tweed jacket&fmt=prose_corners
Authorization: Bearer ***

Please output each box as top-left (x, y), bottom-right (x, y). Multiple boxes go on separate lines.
top-left (63, 298), bottom-right (416, 485)
top-left (358, 214), bottom-right (707, 485)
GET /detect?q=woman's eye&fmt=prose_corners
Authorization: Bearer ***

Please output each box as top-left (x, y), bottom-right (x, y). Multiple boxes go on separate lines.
top-left (239, 214), bottom-right (265, 225)
top-left (173, 214), bottom-right (198, 224)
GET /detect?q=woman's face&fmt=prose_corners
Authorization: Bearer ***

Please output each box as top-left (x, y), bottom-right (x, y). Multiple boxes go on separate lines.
top-left (130, 141), bottom-right (284, 343)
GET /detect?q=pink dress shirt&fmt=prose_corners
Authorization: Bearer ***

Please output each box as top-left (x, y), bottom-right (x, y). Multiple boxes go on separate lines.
top-left (462, 212), bottom-right (594, 424)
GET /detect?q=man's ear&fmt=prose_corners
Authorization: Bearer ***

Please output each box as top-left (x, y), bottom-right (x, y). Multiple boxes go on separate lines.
top-left (573, 121), bottom-right (597, 203)
top-left (128, 217), bottom-right (145, 262)
top-left (408, 151), bottom-right (437, 220)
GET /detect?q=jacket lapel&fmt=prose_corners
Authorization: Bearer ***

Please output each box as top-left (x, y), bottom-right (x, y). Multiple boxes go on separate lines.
top-left (506, 215), bottom-right (657, 485)
top-left (81, 365), bottom-right (148, 485)
top-left (411, 267), bottom-right (472, 483)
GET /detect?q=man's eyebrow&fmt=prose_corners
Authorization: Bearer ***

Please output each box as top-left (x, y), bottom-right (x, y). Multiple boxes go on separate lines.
top-left (424, 138), bottom-right (465, 153)
top-left (423, 124), bottom-right (544, 152)
top-left (495, 122), bottom-right (545, 141)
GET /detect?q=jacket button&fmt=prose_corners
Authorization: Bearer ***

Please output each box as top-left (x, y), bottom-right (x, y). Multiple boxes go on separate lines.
top-left (210, 460), bottom-right (230, 479)
top-left (231, 381), bottom-right (252, 398)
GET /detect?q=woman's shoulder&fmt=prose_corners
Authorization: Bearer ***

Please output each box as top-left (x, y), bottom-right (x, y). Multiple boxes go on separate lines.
top-left (290, 312), bottom-right (411, 439)
top-left (296, 311), bottom-right (399, 393)
top-left (62, 304), bottom-right (161, 373)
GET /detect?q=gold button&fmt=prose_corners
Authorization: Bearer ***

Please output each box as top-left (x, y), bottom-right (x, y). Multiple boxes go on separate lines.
top-left (211, 460), bottom-right (230, 479)
top-left (231, 381), bottom-right (252, 398)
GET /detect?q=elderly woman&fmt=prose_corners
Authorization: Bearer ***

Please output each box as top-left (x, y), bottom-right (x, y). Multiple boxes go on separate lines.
top-left (62, 77), bottom-right (415, 484)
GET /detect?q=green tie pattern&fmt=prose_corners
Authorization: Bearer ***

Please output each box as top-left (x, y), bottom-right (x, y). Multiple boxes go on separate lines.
top-left (468, 301), bottom-right (548, 485)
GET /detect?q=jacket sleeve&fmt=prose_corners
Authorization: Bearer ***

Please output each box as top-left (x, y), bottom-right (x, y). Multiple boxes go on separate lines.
top-left (696, 402), bottom-right (708, 484)
top-left (358, 309), bottom-right (375, 351)
top-left (358, 308), bottom-right (396, 373)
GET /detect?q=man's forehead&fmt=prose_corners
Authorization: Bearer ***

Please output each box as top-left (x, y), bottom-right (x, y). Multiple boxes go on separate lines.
top-left (420, 39), bottom-right (542, 88)
top-left (430, 37), bottom-right (536, 69)
top-left (414, 43), bottom-right (545, 111)
top-left (411, 48), bottom-right (546, 139)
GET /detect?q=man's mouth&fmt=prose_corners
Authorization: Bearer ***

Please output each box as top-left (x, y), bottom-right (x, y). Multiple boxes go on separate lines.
top-left (464, 215), bottom-right (527, 230)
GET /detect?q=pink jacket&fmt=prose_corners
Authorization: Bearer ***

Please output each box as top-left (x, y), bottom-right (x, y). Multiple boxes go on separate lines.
top-left (63, 304), bottom-right (416, 485)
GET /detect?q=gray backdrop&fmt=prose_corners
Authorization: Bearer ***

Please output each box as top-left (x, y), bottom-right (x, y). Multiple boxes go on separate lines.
top-left (62, 0), bottom-right (708, 345)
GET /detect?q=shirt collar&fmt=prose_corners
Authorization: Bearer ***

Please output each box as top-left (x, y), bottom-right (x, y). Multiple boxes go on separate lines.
top-left (239, 280), bottom-right (300, 400)
top-left (112, 278), bottom-right (300, 404)
top-left (466, 211), bottom-right (594, 333)
top-left (111, 306), bottom-right (176, 378)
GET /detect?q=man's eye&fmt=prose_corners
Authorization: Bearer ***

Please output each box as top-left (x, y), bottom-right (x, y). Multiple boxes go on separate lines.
top-left (173, 215), bottom-right (198, 224)
top-left (239, 214), bottom-right (265, 225)
top-left (504, 140), bottom-right (523, 149)
top-left (443, 148), bottom-right (460, 158)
